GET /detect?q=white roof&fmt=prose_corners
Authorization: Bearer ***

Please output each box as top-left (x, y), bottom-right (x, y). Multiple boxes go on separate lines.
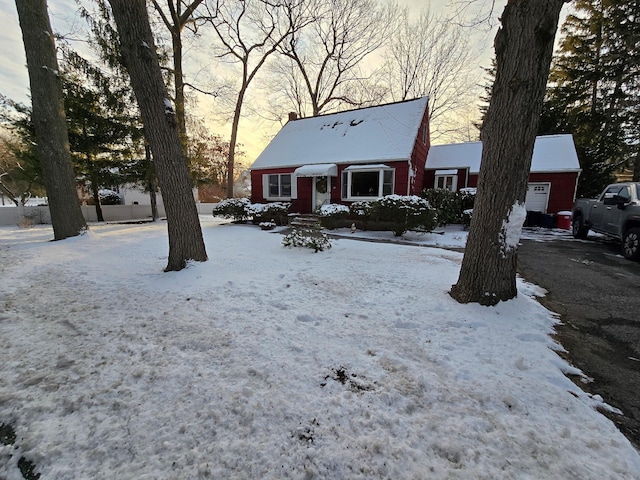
top-left (293, 164), bottom-right (338, 177)
top-left (250, 97), bottom-right (428, 170)
top-left (426, 134), bottom-right (581, 173)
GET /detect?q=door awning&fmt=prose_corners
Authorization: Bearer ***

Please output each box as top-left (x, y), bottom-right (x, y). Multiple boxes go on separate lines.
top-left (293, 163), bottom-right (338, 177)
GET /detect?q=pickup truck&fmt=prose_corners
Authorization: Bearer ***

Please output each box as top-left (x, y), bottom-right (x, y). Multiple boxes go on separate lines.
top-left (572, 182), bottom-right (640, 260)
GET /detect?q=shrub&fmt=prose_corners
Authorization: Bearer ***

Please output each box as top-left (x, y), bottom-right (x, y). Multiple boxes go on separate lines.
top-left (370, 195), bottom-right (437, 236)
top-left (212, 198), bottom-right (251, 222)
top-left (282, 228), bottom-right (332, 252)
top-left (318, 203), bottom-right (349, 229)
top-left (422, 188), bottom-right (462, 226)
top-left (459, 188), bottom-right (476, 229)
top-left (248, 202), bottom-right (290, 226)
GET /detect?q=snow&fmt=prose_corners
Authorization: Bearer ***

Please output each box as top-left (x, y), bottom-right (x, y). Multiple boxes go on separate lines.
top-left (499, 202), bottom-right (528, 257)
top-left (427, 134), bottom-right (581, 173)
top-left (250, 97), bottom-right (428, 170)
top-left (0, 218), bottom-right (638, 479)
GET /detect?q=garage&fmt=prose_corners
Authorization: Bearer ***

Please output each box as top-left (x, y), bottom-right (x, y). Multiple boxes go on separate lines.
top-left (525, 182), bottom-right (550, 213)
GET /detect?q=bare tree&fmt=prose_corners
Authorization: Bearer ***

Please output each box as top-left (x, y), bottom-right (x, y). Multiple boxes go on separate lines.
top-left (149, 0), bottom-right (206, 146)
top-left (381, 6), bottom-right (479, 141)
top-left (107, 0), bottom-right (207, 272)
top-left (14, 0), bottom-right (88, 240)
top-left (450, 0), bottom-right (567, 305)
top-left (207, 0), bottom-right (304, 198)
top-left (273, 0), bottom-right (396, 117)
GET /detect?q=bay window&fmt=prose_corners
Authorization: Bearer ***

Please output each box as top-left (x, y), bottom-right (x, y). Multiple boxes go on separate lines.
top-left (341, 165), bottom-right (394, 200)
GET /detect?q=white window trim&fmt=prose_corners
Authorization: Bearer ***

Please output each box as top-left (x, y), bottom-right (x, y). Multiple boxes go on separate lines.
top-left (341, 167), bottom-right (394, 201)
top-left (262, 173), bottom-right (297, 201)
top-left (434, 173), bottom-right (458, 192)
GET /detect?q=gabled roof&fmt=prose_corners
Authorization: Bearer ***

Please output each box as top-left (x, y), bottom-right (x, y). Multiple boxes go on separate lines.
top-left (426, 134), bottom-right (581, 173)
top-left (250, 97), bottom-right (429, 170)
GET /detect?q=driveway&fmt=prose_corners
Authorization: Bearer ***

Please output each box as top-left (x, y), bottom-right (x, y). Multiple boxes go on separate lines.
top-left (517, 231), bottom-right (640, 449)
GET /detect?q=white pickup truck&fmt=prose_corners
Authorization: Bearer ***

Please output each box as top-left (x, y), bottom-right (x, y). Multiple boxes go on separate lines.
top-left (572, 182), bottom-right (640, 260)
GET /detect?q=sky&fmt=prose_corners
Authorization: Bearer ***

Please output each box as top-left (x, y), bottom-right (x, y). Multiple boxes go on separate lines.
top-left (0, 0), bottom-right (570, 166)
top-left (0, 0), bottom-right (498, 162)
top-left (0, 218), bottom-right (639, 479)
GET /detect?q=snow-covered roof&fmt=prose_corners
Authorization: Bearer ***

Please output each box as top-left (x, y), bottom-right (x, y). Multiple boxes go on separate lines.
top-left (250, 97), bottom-right (429, 170)
top-left (426, 134), bottom-right (581, 173)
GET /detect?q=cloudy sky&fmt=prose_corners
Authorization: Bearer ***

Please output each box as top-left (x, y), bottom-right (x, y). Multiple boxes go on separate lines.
top-left (0, 0), bottom-right (514, 163)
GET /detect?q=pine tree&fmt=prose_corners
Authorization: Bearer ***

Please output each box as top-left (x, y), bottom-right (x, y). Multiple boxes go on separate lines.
top-left (541, 0), bottom-right (640, 197)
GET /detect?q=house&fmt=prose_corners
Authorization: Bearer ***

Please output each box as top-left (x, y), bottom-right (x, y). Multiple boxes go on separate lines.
top-left (250, 97), bottom-right (430, 213)
top-left (424, 134), bottom-right (581, 214)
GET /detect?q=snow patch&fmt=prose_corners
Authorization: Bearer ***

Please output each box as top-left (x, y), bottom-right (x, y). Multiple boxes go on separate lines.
top-left (499, 201), bottom-right (527, 257)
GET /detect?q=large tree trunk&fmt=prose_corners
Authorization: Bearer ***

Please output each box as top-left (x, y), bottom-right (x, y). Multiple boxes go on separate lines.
top-left (15, 0), bottom-right (87, 240)
top-left (108, 0), bottom-right (207, 271)
top-left (450, 0), bottom-right (565, 306)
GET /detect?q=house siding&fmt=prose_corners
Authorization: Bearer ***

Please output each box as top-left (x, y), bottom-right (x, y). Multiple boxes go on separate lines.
top-left (465, 172), bottom-right (578, 213)
top-left (528, 172), bottom-right (579, 213)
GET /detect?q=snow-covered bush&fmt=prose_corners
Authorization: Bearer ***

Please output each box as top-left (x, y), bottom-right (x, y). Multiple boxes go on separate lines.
top-left (370, 195), bottom-right (437, 236)
top-left (318, 203), bottom-right (349, 229)
top-left (422, 188), bottom-right (461, 226)
top-left (460, 188), bottom-right (476, 229)
top-left (318, 204), bottom-right (349, 216)
top-left (349, 201), bottom-right (373, 220)
top-left (282, 228), bottom-right (332, 252)
top-left (248, 202), bottom-right (290, 226)
top-left (212, 198), bottom-right (251, 222)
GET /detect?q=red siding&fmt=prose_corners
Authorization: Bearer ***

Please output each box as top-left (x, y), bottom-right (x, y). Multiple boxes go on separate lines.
top-left (462, 172), bottom-right (578, 213)
top-left (423, 168), bottom-right (469, 191)
top-left (529, 172), bottom-right (579, 213)
top-left (409, 107), bottom-right (431, 194)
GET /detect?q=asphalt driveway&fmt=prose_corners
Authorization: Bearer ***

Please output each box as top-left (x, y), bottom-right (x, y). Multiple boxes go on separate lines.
top-left (517, 231), bottom-right (640, 449)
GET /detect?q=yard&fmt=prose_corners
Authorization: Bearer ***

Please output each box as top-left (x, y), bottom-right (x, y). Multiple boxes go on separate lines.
top-left (0, 218), bottom-right (638, 479)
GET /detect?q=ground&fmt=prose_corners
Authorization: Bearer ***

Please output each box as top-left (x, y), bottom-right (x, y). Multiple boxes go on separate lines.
top-left (0, 219), bottom-right (638, 479)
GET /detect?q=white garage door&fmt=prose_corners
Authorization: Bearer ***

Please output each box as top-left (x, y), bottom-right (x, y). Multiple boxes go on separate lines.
top-left (525, 183), bottom-right (550, 213)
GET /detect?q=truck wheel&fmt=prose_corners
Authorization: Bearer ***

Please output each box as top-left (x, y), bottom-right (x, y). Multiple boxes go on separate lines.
top-left (622, 227), bottom-right (640, 260)
top-left (572, 216), bottom-right (589, 239)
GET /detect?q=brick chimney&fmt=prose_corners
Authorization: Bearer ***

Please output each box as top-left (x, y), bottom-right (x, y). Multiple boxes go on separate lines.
top-left (288, 112), bottom-right (298, 122)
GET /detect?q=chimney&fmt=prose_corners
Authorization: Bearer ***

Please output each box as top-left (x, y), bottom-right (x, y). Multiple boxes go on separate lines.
top-left (288, 112), bottom-right (298, 122)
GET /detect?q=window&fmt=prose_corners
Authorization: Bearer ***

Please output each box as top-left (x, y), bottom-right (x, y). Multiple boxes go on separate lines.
top-left (341, 166), bottom-right (394, 200)
top-left (434, 174), bottom-right (458, 191)
top-left (265, 174), bottom-right (292, 199)
top-left (421, 123), bottom-right (428, 145)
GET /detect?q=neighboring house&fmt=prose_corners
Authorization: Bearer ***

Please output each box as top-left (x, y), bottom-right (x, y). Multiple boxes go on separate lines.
top-left (250, 97), bottom-right (430, 214)
top-left (424, 134), bottom-right (582, 214)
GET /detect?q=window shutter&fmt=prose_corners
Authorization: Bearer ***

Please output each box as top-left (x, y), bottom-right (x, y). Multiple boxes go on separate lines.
top-left (291, 175), bottom-right (298, 199)
top-left (262, 174), bottom-right (269, 200)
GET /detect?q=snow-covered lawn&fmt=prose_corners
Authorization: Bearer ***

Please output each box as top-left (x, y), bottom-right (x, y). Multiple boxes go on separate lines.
top-left (0, 218), bottom-right (638, 479)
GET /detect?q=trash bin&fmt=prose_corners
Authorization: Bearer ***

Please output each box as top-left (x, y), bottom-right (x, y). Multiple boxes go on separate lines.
top-left (556, 211), bottom-right (572, 230)
top-left (541, 213), bottom-right (556, 228)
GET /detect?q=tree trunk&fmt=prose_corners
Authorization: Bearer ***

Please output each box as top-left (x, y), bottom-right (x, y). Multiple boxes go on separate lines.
top-left (15, 0), bottom-right (87, 240)
top-left (172, 32), bottom-right (187, 151)
top-left (91, 178), bottom-right (105, 222)
top-left (450, 0), bottom-right (565, 306)
top-left (108, 0), bottom-right (207, 271)
top-left (145, 144), bottom-right (159, 221)
top-left (225, 87), bottom-right (246, 198)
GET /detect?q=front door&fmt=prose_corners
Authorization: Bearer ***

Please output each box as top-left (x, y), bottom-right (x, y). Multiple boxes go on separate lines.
top-left (313, 176), bottom-right (331, 210)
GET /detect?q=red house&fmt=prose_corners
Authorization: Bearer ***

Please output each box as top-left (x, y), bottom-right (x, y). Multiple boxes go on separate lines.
top-left (250, 97), bottom-right (430, 213)
top-left (424, 134), bottom-right (582, 214)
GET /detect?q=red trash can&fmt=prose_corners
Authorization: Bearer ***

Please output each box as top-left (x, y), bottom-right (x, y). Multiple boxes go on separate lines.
top-left (556, 211), bottom-right (572, 230)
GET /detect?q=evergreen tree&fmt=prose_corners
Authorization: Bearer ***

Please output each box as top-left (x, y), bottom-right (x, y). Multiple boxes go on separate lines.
top-left (541, 0), bottom-right (640, 197)
top-left (61, 50), bottom-right (145, 221)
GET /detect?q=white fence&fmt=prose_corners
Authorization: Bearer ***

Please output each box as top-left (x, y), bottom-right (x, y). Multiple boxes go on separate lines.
top-left (0, 203), bottom-right (218, 227)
